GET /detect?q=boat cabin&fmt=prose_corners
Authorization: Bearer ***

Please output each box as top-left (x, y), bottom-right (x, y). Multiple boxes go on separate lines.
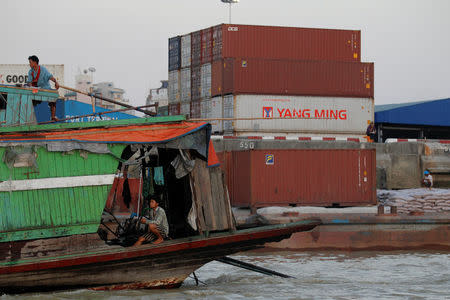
top-left (0, 84), bottom-right (60, 125)
top-left (0, 117), bottom-right (234, 244)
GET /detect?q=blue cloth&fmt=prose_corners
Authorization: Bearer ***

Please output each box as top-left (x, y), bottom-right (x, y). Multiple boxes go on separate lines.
top-left (153, 166), bottom-right (164, 186)
top-left (27, 65), bottom-right (54, 89)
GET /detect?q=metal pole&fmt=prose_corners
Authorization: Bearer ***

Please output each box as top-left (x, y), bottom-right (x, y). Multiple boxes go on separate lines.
top-left (229, 3), bottom-right (231, 23)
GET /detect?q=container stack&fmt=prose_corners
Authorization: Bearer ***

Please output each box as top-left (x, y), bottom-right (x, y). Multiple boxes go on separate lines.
top-left (168, 24), bottom-right (374, 137)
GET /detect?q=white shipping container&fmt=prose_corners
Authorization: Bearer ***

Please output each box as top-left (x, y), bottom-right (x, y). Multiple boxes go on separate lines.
top-left (180, 102), bottom-right (190, 117)
top-left (168, 70), bottom-right (180, 104)
top-left (210, 96), bottom-right (223, 133)
top-left (201, 98), bottom-right (211, 119)
top-left (221, 94), bottom-right (373, 136)
top-left (180, 67), bottom-right (191, 102)
top-left (223, 94), bottom-right (234, 133)
top-left (0, 64), bottom-right (64, 86)
top-left (200, 63), bottom-right (211, 99)
top-left (181, 34), bottom-right (191, 68)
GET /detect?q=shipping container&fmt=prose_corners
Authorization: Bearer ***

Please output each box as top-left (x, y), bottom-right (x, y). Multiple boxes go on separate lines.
top-left (209, 96), bottom-right (223, 133)
top-left (212, 24), bottom-right (360, 62)
top-left (191, 30), bottom-right (202, 67)
top-left (215, 94), bottom-right (373, 135)
top-left (190, 100), bottom-right (201, 118)
top-left (201, 98), bottom-right (211, 119)
top-left (201, 27), bottom-right (213, 64)
top-left (224, 149), bottom-right (376, 208)
top-left (168, 36), bottom-right (181, 71)
top-left (168, 70), bottom-right (180, 104)
top-left (180, 101), bottom-right (190, 117)
top-left (168, 103), bottom-right (180, 115)
top-left (191, 65), bottom-right (201, 101)
top-left (0, 64), bottom-right (64, 97)
top-left (201, 63), bottom-right (211, 99)
top-left (181, 34), bottom-right (191, 68)
top-left (223, 94), bottom-right (234, 133)
top-left (180, 67), bottom-right (191, 102)
top-left (211, 58), bottom-right (374, 98)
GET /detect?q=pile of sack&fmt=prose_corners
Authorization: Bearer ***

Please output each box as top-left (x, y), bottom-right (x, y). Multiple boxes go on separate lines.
top-left (377, 189), bottom-right (450, 214)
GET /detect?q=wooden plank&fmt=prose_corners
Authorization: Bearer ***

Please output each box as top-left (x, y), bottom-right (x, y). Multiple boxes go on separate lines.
top-left (222, 171), bottom-right (236, 231)
top-left (197, 159), bottom-right (216, 230)
top-left (0, 174), bottom-right (115, 191)
top-left (189, 169), bottom-right (206, 233)
top-left (5, 93), bottom-right (21, 125)
top-left (209, 168), bottom-right (226, 230)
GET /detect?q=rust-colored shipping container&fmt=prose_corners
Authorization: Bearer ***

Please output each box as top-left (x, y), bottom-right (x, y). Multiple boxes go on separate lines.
top-left (201, 27), bottom-right (212, 64)
top-left (191, 30), bottom-right (202, 67)
top-left (190, 100), bottom-right (201, 118)
top-left (168, 103), bottom-right (180, 115)
top-left (191, 65), bottom-right (201, 101)
top-left (211, 58), bottom-right (374, 98)
top-left (223, 149), bottom-right (376, 208)
top-left (212, 24), bottom-right (360, 62)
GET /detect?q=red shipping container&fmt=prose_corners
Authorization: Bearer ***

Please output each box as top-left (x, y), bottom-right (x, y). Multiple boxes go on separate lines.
top-left (211, 58), bottom-right (374, 98)
top-left (191, 30), bottom-right (202, 66)
top-left (201, 27), bottom-right (212, 64)
top-left (168, 103), bottom-right (180, 115)
top-left (212, 24), bottom-right (360, 62)
top-left (223, 149), bottom-right (376, 208)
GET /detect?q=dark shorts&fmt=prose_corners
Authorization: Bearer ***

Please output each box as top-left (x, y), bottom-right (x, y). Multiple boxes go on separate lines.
top-left (142, 223), bottom-right (168, 241)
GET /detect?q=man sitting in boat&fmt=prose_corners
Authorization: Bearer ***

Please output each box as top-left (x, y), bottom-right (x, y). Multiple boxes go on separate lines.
top-left (134, 198), bottom-right (169, 246)
top-left (25, 55), bottom-right (60, 90)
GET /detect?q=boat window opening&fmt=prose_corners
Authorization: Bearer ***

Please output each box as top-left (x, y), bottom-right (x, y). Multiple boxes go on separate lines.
top-left (108, 146), bottom-right (198, 242)
top-left (0, 93), bottom-right (7, 110)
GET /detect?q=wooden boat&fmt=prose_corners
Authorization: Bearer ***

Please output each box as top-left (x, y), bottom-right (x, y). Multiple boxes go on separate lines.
top-left (0, 85), bottom-right (319, 294)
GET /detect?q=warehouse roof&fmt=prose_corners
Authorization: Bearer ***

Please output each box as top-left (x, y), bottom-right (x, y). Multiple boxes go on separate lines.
top-left (375, 98), bottom-right (450, 126)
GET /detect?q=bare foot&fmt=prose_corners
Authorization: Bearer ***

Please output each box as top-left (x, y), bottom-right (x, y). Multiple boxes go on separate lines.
top-left (152, 238), bottom-right (163, 245)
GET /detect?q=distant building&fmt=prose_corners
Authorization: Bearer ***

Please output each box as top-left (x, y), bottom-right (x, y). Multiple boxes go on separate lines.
top-left (146, 80), bottom-right (168, 113)
top-left (64, 71), bottom-right (132, 115)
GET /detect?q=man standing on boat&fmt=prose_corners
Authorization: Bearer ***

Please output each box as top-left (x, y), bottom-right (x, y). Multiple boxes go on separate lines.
top-left (25, 55), bottom-right (60, 90)
top-left (134, 198), bottom-right (169, 246)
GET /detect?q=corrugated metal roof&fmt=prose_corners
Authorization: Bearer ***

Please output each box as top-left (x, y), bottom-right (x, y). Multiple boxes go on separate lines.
top-left (375, 98), bottom-right (450, 126)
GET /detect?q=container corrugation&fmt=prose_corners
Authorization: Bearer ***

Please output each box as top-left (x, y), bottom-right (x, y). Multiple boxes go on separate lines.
top-left (201, 98), bottom-right (211, 119)
top-left (214, 24), bottom-right (360, 62)
top-left (191, 30), bottom-right (202, 67)
top-left (201, 63), bottom-right (211, 99)
top-left (225, 149), bottom-right (376, 208)
top-left (210, 96), bottom-right (223, 133)
top-left (180, 67), bottom-right (191, 102)
top-left (223, 94), bottom-right (234, 133)
top-left (168, 70), bottom-right (180, 104)
top-left (212, 24), bottom-right (223, 61)
top-left (168, 36), bottom-right (181, 71)
top-left (190, 100), bottom-right (201, 118)
top-left (191, 65), bottom-right (201, 101)
top-left (181, 34), bottom-right (191, 68)
top-left (218, 94), bottom-right (373, 135)
top-left (212, 58), bottom-right (374, 98)
top-left (201, 27), bottom-right (213, 64)
top-left (168, 103), bottom-right (180, 115)
top-left (180, 102), bottom-right (190, 116)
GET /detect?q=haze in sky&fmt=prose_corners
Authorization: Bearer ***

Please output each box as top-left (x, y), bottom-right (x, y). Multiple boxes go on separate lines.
top-left (3, 0), bottom-right (450, 107)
